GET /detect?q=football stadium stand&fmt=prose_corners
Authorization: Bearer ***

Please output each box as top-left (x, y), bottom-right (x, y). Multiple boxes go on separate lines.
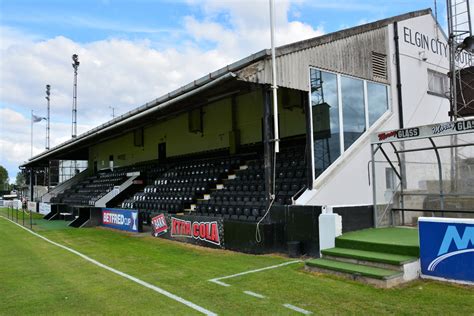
top-left (20, 9), bottom-right (474, 256)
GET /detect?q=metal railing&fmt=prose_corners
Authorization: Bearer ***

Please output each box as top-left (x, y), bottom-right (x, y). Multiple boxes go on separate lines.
top-left (2, 205), bottom-right (33, 230)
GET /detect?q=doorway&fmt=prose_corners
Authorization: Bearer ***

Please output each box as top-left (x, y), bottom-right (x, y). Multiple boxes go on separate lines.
top-left (158, 142), bottom-right (166, 161)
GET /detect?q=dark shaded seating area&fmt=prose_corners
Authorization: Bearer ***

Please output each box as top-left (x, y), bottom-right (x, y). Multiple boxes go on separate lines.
top-left (130, 157), bottom-right (241, 217)
top-left (194, 145), bottom-right (307, 221)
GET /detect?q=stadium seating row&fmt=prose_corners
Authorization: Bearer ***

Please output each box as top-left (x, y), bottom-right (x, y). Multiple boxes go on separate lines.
top-left (123, 157), bottom-right (241, 215)
top-left (194, 145), bottom-right (307, 214)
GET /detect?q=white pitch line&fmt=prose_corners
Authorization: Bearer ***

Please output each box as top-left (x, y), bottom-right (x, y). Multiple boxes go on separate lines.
top-left (283, 303), bottom-right (313, 315)
top-left (0, 216), bottom-right (217, 316)
top-left (210, 279), bottom-right (231, 287)
top-left (243, 291), bottom-right (266, 299)
top-left (209, 260), bottom-right (301, 287)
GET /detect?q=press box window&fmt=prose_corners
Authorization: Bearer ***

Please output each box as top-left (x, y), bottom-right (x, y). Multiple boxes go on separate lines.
top-left (427, 69), bottom-right (448, 97)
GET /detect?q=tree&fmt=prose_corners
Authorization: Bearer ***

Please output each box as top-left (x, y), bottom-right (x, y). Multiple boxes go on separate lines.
top-left (0, 165), bottom-right (9, 191)
top-left (16, 172), bottom-right (26, 187)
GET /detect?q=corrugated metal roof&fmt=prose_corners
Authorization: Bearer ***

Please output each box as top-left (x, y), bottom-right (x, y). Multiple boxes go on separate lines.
top-left (237, 26), bottom-right (389, 91)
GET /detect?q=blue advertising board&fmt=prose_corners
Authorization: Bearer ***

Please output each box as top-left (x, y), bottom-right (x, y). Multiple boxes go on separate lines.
top-left (102, 208), bottom-right (139, 232)
top-left (419, 217), bottom-right (474, 284)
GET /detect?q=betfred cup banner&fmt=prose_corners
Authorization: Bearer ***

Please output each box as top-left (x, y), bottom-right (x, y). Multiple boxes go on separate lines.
top-left (102, 208), bottom-right (139, 232)
top-left (151, 214), bottom-right (168, 237)
top-left (419, 217), bottom-right (474, 283)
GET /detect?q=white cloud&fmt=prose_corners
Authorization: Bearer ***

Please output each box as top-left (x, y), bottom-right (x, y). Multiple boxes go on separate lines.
top-left (185, 0), bottom-right (324, 59)
top-left (0, 107), bottom-right (91, 163)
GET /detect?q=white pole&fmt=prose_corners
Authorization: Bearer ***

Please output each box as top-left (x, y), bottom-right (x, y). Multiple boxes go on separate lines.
top-left (269, 0), bottom-right (279, 153)
top-left (31, 110), bottom-right (33, 158)
top-left (46, 85), bottom-right (50, 150)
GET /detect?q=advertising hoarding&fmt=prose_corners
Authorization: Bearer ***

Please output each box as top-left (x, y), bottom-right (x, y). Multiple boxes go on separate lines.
top-left (419, 217), bottom-right (474, 284)
top-left (151, 214), bottom-right (224, 248)
top-left (39, 203), bottom-right (51, 215)
top-left (27, 201), bottom-right (37, 213)
top-left (102, 208), bottom-right (140, 232)
top-left (151, 213), bottom-right (168, 237)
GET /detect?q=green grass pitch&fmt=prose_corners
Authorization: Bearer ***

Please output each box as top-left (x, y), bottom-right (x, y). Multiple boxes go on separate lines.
top-left (0, 208), bottom-right (473, 315)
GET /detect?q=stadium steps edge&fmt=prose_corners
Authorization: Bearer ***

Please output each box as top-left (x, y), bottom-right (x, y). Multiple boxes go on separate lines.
top-left (305, 228), bottom-right (420, 288)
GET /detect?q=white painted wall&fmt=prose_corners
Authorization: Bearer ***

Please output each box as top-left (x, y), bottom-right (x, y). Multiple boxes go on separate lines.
top-left (398, 14), bottom-right (454, 128)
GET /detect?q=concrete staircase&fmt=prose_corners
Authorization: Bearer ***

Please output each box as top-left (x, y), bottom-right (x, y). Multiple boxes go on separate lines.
top-left (305, 228), bottom-right (420, 288)
top-left (41, 169), bottom-right (89, 203)
top-left (94, 175), bottom-right (139, 208)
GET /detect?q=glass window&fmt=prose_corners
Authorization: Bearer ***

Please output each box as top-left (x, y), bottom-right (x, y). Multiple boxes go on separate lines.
top-left (427, 69), bottom-right (448, 97)
top-left (341, 76), bottom-right (366, 150)
top-left (367, 82), bottom-right (389, 125)
top-left (310, 69), bottom-right (341, 175)
top-left (309, 67), bottom-right (390, 181)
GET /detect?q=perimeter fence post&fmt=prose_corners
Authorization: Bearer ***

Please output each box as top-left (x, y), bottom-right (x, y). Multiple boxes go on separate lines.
top-left (428, 137), bottom-right (444, 217)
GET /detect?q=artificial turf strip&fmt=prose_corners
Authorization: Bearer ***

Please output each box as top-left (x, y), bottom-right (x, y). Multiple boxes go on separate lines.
top-left (321, 247), bottom-right (417, 265)
top-left (337, 227), bottom-right (419, 247)
top-left (306, 259), bottom-right (403, 280)
top-left (0, 208), bottom-right (72, 231)
top-left (335, 227), bottom-right (420, 257)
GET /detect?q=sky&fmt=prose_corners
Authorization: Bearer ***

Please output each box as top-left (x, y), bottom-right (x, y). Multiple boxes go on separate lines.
top-left (0, 0), bottom-right (460, 183)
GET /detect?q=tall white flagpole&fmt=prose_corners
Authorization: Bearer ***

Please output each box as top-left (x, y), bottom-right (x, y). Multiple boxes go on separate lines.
top-left (269, 0), bottom-right (279, 153)
top-left (31, 110), bottom-right (34, 158)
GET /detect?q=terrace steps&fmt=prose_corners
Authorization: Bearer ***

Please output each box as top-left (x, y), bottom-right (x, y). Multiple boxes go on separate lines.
top-left (305, 228), bottom-right (420, 288)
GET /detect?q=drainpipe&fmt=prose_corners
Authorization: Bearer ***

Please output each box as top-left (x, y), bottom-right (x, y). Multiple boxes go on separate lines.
top-left (394, 21), bottom-right (404, 129)
top-left (393, 21), bottom-right (406, 222)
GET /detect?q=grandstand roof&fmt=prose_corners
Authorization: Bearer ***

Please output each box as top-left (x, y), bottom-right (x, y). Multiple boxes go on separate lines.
top-left (22, 8), bottom-right (431, 168)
